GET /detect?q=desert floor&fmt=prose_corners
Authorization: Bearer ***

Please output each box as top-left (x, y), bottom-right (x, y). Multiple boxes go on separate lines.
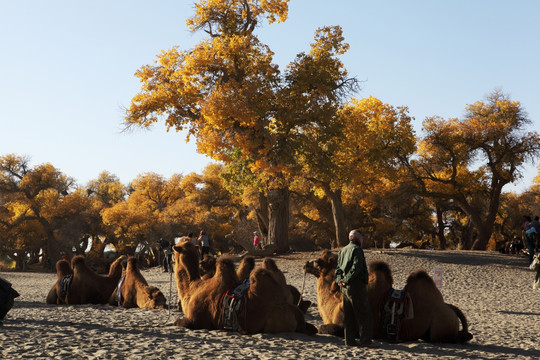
top-left (1, 249), bottom-right (539, 359)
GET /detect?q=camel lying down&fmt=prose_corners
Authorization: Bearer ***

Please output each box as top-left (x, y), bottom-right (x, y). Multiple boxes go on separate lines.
top-left (172, 237), bottom-right (316, 335)
top-left (109, 256), bottom-right (167, 309)
top-left (46, 255), bottom-right (127, 305)
top-left (305, 250), bottom-right (473, 343)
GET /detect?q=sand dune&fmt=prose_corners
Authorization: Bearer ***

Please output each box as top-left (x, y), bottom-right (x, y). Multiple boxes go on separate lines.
top-left (1, 249), bottom-right (539, 359)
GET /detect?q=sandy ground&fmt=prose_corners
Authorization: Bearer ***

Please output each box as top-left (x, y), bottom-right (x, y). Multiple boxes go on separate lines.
top-left (1, 249), bottom-right (539, 359)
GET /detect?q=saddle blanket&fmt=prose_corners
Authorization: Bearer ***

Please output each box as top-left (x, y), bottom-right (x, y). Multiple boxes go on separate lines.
top-left (220, 279), bottom-right (250, 331)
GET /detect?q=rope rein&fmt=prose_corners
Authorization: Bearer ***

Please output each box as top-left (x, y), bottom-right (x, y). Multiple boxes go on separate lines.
top-left (297, 267), bottom-right (307, 307)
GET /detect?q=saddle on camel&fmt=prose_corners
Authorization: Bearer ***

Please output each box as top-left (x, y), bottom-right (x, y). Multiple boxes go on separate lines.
top-left (109, 256), bottom-right (167, 309)
top-left (172, 237), bottom-right (316, 335)
top-left (46, 255), bottom-right (127, 305)
top-left (305, 250), bottom-right (473, 343)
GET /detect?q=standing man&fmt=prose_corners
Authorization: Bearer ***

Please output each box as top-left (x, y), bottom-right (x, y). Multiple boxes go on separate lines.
top-left (335, 229), bottom-right (374, 347)
top-left (159, 238), bottom-right (172, 272)
top-left (197, 230), bottom-right (211, 260)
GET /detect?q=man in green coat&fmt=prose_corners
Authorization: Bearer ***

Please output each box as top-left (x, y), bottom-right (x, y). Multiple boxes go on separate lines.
top-left (335, 229), bottom-right (374, 347)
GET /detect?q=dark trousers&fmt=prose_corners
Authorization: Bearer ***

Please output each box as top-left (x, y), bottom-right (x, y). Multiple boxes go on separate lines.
top-left (200, 246), bottom-right (210, 260)
top-left (341, 284), bottom-right (373, 345)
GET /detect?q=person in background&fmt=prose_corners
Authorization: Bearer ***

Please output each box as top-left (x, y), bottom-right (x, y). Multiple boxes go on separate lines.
top-left (335, 230), bottom-right (374, 347)
top-left (532, 216), bottom-right (540, 253)
top-left (523, 216), bottom-right (536, 264)
top-left (159, 238), bottom-right (172, 272)
top-left (188, 232), bottom-right (197, 246)
top-left (253, 231), bottom-right (262, 250)
top-left (197, 230), bottom-right (211, 260)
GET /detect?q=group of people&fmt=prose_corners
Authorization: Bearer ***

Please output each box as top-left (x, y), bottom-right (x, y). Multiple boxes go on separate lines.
top-left (159, 230), bottom-right (213, 272)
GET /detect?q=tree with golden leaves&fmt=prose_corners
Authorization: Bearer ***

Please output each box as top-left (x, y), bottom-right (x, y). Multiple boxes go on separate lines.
top-left (403, 90), bottom-right (540, 250)
top-left (125, 0), bottom-right (360, 252)
top-left (0, 154), bottom-right (92, 267)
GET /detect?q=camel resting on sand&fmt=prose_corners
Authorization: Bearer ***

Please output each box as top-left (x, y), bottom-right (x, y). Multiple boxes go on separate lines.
top-left (172, 237), bottom-right (316, 335)
top-left (305, 250), bottom-right (473, 343)
top-left (261, 258), bottom-right (311, 313)
top-left (47, 255), bottom-right (127, 305)
top-left (46, 259), bottom-right (73, 304)
top-left (108, 256), bottom-right (167, 309)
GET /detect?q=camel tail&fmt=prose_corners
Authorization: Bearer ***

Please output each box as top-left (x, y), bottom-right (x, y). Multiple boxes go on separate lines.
top-left (448, 303), bottom-right (473, 342)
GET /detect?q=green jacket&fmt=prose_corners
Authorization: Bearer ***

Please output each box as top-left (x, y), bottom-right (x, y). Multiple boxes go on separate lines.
top-left (335, 241), bottom-right (369, 286)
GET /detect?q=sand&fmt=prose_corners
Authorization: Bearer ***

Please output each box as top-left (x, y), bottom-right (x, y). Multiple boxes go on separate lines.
top-left (1, 249), bottom-right (539, 359)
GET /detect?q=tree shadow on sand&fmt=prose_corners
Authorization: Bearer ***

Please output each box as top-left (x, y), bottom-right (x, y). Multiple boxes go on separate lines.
top-left (377, 249), bottom-right (529, 269)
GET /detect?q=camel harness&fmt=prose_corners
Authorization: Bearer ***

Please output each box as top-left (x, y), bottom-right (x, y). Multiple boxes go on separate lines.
top-left (116, 275), bottom-right (126, 307)
top-left (220, 279), bottom-right (250, 331)
top-left (59, 274), bottom-right (73, 304)
top-left (379, 288), bottom-right (414, 340)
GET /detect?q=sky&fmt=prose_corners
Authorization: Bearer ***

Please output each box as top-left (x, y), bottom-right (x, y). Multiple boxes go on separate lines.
top-left (1, 1), bottom-right (539, 192)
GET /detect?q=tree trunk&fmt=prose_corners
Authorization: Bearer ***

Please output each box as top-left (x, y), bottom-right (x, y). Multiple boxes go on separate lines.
top-left (267, 187), bottom-right (290, 253)
top-left (436, 205), bottom-right (447, 250)
top-left (471, 224), bottom-right (493, 250)
top-left (256, 192), bottom-right (269, 246)
top-left (326, 188), bottom-right (347, 248)
top-left (457, 220), bottom-right (473, 250)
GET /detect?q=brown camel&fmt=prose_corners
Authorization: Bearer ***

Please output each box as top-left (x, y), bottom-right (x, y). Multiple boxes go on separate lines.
top-left (304, 250), bottom-right (344, 335)
top-left (369, 260), bottom-right (472, 342)
top-left (0, 277), bottom-right (19, 322)
top-left (46, 259), bottom-right (73, 304)
top-left (54, 255), bottom-right (127, 304)
top-left (172, 237), bottom-right (316, 334)
top-left (261, 258), bottom-right (311, 313)
top-left (108, 256), bottom-right (167, 309)
top-left (305, 251), bottom-right (472, 342)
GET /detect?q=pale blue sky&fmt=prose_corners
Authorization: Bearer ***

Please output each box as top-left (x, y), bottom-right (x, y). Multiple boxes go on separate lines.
top-left (1, 1), bottom-right (538, 192)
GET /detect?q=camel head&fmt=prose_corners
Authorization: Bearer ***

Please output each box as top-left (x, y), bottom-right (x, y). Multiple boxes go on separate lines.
top-left (368, 260), bottom-right (394, 287)
top-left (144, 286), bottom-right (168, 309)
top-left (304, 250), bottom-right (338, 278)
top-left (173, 236), bottom-right (200, 281)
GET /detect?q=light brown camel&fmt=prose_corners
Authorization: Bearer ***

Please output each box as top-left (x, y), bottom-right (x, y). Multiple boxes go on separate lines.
top-left (108, 256), bottom-right (167, 309)
top-left (172, 237), bottom-right (316, 334)
top-left (305, 251), bottom-right (473, 342)
top-left (46, 259), bottom-right (73, 304)
top-left (304, 250), bottom-right (344, 335)
top-left (57, 255), bottom-right (127, 304)
top-left (261, 258), bottom-right (311, 313)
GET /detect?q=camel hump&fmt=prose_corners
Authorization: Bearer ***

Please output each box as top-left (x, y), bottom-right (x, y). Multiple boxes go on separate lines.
top-left (71, 255), bottom-right (86, 268)
top-left (405, 268), bottom-right (432, 284)
top-left (369, 260), bottom-right (394, 285)
top-left (56, 260), bottom-right (72, 275)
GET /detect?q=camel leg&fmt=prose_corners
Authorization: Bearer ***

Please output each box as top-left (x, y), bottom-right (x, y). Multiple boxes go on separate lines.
top-left (318, 324), bottom-right (345, 337)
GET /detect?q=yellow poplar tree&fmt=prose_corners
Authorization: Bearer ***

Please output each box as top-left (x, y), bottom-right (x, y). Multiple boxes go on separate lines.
top-left (125, 0), bottom-right (358, 252)
top-left (404, 90), bottom-right (540, 250)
